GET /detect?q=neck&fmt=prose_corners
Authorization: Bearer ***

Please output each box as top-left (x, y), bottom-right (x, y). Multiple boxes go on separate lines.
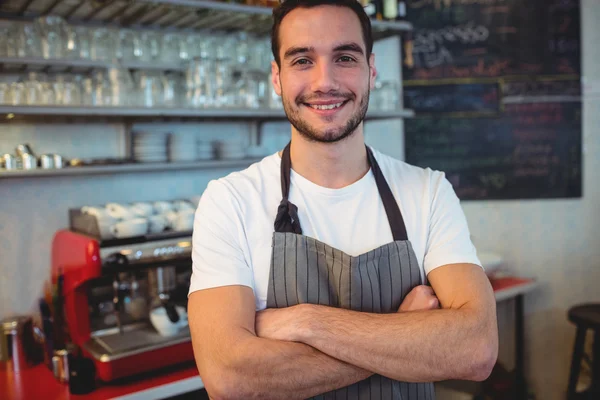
top-left (284, 127), bottom-right (370, 189)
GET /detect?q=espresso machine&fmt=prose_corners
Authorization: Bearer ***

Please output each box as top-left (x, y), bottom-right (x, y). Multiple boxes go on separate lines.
top-left (51, 209), bottom-right (195, 381)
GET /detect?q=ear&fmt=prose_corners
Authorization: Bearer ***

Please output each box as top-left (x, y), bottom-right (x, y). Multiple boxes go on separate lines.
top-left (369, 53), bottom-right (377, 90)
top-left (271, 60), bottom-right (282, 96)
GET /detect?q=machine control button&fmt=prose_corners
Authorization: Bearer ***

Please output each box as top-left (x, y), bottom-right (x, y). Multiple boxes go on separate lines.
top-left (105, 252), bottom-right (129, 266)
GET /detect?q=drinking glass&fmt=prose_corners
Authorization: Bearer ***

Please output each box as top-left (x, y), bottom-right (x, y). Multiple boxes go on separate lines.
top-left (36, 16), bottom-right (67, 59)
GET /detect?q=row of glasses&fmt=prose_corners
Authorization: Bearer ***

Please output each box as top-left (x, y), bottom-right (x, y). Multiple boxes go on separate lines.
top-left (0, 67), bottom-right (279, 109)
top-left (0, 17), bottom-right (273, 69)
top-left (0, 73), bottom-right (82, 106)
top-left (370, 80), bottom-right (401, 111)
top-left (0, 73), bottom-right (401, 110)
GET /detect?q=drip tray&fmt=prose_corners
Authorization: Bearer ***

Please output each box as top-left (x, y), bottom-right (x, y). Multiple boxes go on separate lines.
top-left (84, 324), bottom-right (191, 362)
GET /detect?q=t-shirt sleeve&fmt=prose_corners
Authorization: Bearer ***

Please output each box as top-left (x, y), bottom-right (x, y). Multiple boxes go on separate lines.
top-left (423, 171), bottom-right (482, 276)
top-left (188, 179), bottom-right (254, 296)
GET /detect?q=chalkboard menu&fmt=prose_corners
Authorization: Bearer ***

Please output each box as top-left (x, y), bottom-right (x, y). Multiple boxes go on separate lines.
top-left (404, 83), bottom-right (499, 114)
top-left (405, 101), bottom-right (582, 200)
top-left (402, 0), bottom-right (582, 200)
top-left (403, 0), bottom-right (581, 79)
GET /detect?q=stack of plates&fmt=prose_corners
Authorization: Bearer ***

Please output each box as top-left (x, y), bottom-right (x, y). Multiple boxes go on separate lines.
top-left (197, 140), bottom-right (214, 161)
top-left (169, 134), bottom-right (197, 162)
top-left (133, 132), bottom-right (167, 163)
top-left (218, 140), bottom-right (246, 160)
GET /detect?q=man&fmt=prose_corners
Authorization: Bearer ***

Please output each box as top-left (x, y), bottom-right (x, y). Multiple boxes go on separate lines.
top-left (188, 0), bottom-right (498, 398)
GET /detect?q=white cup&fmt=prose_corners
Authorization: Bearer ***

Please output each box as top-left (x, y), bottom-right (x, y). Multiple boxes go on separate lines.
top-left (150, 306), bottom-right (188, 337)
top-left (81, 206), bottom-right (112, 219)
top-left (96, 215), bottom-right (119, 239)
top-left (131, 202), bottom-right (155, 217)
top-left (174, 210), bottom-right (194, 231)
top-left (110, 218), bottom-right (149, 238)
top-left (172, 200), bottom-right (194, 212)
top-left (148, 214), bottom-right (167, 234)
top-left (153, 201), bottom-right (173, 214)
top-left (106, 203), bottom-right (136, 220)
top-left (163, 210), bottom-right (178, 229)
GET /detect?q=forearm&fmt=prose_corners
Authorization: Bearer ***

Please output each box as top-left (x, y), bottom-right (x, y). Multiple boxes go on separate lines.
top-left (212, 332), bottom-right (372, 399)
top-left (297, 305), bottom-right (498, 383)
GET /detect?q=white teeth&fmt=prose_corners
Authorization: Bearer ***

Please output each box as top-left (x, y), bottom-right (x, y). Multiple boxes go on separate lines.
top-left (309, 102), bottom-right (344, 110)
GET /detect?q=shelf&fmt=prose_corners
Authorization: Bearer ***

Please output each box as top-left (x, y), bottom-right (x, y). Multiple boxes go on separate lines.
top-left (0, 56), bottom-right (187, 72)
top-left (367, 109), bottom-right (416, 119)
top-left (0, 159), bottom-right (263, 179)
top-left (0, 106), bottom-right (284, 119)
top-left (0, 106), bottom-right (415, 120)
top-left (0, 0), bottom-right (412, 38)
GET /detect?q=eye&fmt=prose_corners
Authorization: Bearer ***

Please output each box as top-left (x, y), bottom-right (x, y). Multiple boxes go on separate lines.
top-left (293, 58), bottom-right (311, 66)
top-left (338, 55), bottom-right (356, 63)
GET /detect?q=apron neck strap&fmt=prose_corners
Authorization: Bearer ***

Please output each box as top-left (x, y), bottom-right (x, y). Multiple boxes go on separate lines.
top-left (366, 146), bottom-right (408, 242)
top-left (274, 142), bottom-right (302, 234)
top-left (275, 142), bottom-right (408, 242)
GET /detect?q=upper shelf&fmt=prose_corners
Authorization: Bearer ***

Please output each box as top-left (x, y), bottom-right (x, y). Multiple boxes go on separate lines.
top-left (0, 56), bottom-right (187, 72)
top-left (0, 105), bottom-right (415, 120)
top-left (0, 0), bottom-right (412, 38)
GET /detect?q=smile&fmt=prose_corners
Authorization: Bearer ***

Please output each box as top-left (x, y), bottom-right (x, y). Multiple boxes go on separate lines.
top-left (303, 100), bottom-right (349, 114)
top-left (308, 102), bottom-right (344, 110)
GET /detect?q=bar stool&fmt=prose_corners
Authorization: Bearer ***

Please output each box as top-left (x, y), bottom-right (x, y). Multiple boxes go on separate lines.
top-left (567, 303), bottom-right (600, 400)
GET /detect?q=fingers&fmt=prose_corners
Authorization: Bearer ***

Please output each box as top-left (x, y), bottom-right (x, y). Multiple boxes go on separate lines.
top-left (429, 297), bottom-right (440, 309)
top-left (418, 285), bottom-right (435, 296)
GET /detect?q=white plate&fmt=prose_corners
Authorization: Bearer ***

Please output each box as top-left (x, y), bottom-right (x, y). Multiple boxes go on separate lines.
top-left (134, 148), bottom-right (166, 152)
top-left (135, 157), bottom-right (168, 161)
top-left (220, 153), bottom-right (246, 160)
top-left (135, 152), bottom-right (167, 157)
top-left (135, 144), bottom-right (166, 149)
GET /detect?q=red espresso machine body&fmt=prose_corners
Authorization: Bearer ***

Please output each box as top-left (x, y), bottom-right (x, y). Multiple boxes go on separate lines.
top-left (51, 228), bottom-right (194, 382)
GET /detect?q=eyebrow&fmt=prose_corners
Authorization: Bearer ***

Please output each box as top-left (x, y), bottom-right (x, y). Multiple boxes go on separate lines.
top-left (333, 42), bottom-right (364, 55)
top-left (282, 42), bottom-right (365, 60)
top-left (283, 46), bottom-right (314, 60)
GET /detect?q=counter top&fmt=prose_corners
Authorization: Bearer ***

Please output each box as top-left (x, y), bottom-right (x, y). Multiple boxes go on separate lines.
top-left (490, 276), bottom-right (538, 302)
top-left (1, 361), bottom-right (203, 400)
top-left (0, 276), bottom-right (535, 400)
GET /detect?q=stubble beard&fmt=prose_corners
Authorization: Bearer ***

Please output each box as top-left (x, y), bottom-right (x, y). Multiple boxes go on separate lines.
top-left (281, 84), bottom-right (370, 144)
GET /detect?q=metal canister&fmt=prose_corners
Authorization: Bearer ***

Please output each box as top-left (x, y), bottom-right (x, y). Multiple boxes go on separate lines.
top-left (52, 154), bottom-right (64, 169)
top-left (0, 316), bottom-right (41, 372)
top-left (52, 349), bottom-right (70, 383)
top-left (39, 154), bottom-right (55, 169)
top-left (1, 154), bottom-right (17, 170)
top-left (15, 144), bottom-right (35, 157)
top-left (20, 153), bottom-right (37, 170)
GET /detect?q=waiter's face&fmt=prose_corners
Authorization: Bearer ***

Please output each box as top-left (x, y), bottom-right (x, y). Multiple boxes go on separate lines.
top-left (272, 5), bottom-right (377, 143)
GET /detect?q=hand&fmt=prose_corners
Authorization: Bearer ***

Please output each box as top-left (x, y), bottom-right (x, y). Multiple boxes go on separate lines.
top-left (398, 285), bottom-right (440, 312)
top-left (255, 305), bottom-right (306, 342)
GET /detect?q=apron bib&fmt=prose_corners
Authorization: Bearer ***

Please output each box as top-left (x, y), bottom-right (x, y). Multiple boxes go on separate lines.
top-left (267, 143), bottom-right (435, 400)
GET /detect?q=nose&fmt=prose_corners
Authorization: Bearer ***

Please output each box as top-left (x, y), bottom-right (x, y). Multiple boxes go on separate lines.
top-left (310, 60), bottom-right (339, 94)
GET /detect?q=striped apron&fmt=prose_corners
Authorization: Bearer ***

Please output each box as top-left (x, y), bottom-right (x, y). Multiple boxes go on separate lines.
top-left (267, 143), bottom-right (436, 400)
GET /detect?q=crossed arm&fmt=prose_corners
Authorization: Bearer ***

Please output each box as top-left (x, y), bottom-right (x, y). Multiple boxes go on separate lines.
top-left (188, 263), bottom-right (498, 400)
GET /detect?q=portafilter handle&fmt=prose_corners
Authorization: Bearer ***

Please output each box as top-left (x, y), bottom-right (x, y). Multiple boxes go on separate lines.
top-left (112, 277), bottom-right (123, 334)
top-left (158, 294), bottom-right (180, 324)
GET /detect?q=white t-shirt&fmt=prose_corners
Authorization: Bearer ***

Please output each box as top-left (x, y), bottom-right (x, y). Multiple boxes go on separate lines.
top-left (189, 148), bottom-right (481, 311)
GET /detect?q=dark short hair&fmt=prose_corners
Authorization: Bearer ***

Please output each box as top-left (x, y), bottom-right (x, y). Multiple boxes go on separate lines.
top-left (271, 0), bottom-right (373, 67)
